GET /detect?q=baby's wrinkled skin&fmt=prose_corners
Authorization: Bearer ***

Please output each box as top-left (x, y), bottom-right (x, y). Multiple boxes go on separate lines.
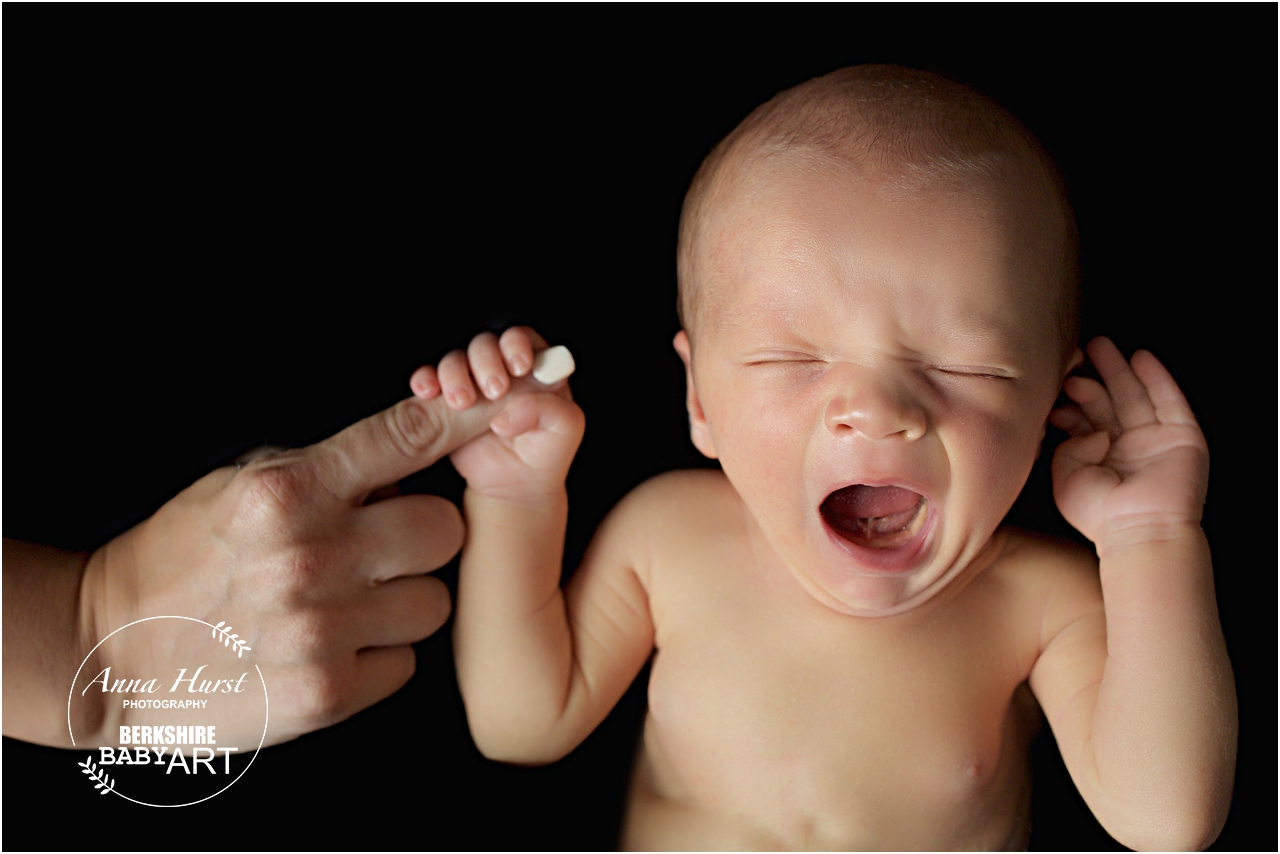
top-left (414, 83), bottom-right (1235, 850)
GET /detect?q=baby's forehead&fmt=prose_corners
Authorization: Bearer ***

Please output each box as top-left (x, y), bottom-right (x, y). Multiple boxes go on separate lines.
top-left (693, 157), bottom-right (1065, 360)
top-left (678, 67), bottom-right (1078, 357)
top-left (714, 135), bottom-right (1058, 244)
top-left (692, 150), bottom-right (1071, 353)
top-left (713, 153), bottom-right (1056, 284)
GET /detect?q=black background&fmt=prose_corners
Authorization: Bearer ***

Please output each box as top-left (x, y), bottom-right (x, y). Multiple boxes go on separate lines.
top-left (3, 6), bottom-right (1275, 851)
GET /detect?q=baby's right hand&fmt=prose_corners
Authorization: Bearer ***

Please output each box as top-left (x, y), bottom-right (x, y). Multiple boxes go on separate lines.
top-left (409, 327), bottom-right (584, 502)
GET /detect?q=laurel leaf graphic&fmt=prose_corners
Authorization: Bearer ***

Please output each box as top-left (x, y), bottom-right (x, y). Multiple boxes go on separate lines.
top-left (216, 620), bottom-right (226, 629)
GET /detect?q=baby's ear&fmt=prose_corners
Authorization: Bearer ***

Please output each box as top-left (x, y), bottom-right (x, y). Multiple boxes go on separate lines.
top-left (673, 331), bottom-right (718, 459)
top-left (1039, 347), bottom-right (1086, 461)
top-left (1064, 347), bottom-right (1085, 379)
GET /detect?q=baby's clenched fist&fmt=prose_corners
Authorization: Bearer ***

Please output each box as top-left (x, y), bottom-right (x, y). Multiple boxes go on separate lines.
top-left (411, 327), bottom-right (585, 502)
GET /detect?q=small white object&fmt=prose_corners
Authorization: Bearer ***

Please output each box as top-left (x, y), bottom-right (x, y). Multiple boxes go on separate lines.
top-left (532, 345), bottom-right (575, 384)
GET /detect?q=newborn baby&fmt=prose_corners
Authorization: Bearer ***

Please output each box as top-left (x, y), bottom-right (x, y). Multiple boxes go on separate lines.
top-left (412, 66), bottom-right (1236, 850)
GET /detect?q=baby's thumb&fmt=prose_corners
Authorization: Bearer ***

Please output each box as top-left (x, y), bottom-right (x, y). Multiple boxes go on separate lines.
top-left (1051, 430), bottom-right (1117, 496)
top-left (490, 392), bottom-right (585, 441)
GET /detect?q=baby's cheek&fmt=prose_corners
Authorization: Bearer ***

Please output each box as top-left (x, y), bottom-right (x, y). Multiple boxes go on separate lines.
top-left (709, 392), bottom-right (811, 512)
top-left (943, 408), bottom-right (1041, 519)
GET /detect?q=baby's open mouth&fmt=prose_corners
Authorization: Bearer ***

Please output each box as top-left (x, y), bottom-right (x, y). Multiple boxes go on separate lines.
top-left (820, 485), bottom-right (928, 550)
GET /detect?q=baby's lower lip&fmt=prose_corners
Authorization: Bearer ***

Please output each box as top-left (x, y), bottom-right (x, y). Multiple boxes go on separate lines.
top-left (819, 486), bottom-right (933, 571)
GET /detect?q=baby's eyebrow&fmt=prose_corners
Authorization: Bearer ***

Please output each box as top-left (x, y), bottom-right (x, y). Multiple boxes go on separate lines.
top-left (918, 311), bottom-right (1036, 354)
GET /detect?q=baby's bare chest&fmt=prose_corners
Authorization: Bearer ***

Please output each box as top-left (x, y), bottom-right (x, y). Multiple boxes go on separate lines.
top-left (636, 556), bottom-right (1042, 848)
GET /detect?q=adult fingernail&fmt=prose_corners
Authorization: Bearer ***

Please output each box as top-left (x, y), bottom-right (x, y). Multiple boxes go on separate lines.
top-left (491, 411), bottom-right (511, 431)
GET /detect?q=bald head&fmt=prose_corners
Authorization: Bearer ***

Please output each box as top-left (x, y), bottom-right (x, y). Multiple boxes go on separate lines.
top-left (677, 65), bottom-right (1078, 357)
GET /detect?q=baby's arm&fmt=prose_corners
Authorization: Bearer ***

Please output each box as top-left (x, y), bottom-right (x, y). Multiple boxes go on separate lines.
top-left (414, 328), bottom-right (654, 764)
top-left (1030, 338), bottom-right (1236, 850)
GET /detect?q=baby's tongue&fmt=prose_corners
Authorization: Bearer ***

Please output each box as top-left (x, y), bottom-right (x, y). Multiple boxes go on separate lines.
top-left (821, 484), bottom-right (927, 549)
top-left (829, 485), bottom-right (920, 519)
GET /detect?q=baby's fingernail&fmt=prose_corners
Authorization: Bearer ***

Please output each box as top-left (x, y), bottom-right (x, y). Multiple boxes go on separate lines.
top-left (484, 378), bottom-right (504, 399)
top-left (511, 356), bottom-right (529, 376)
top-left (491, 411), bottom-right (511, 431)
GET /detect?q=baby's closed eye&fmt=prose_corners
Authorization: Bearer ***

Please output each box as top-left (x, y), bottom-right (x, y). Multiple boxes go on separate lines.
top-left (929, 366), bottom-right (1015, 380)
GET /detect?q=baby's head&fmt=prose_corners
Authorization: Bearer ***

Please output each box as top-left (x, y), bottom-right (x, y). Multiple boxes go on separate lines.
top-left (673, 65), bottom-right (1081, 616)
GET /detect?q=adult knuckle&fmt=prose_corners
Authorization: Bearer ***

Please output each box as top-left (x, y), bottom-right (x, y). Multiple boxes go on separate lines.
top-left (420, 578), bottom-right (453, 630)
top-left (404, 498), bottom-right (463, 567)
top-left (295, 665), bottom-right (349, 721)
top-left (281, 608), bottom-right (336, 660)
top-left (235, 464), bottom-right (312, 522)
top-left (383, 401), bottom-right (445, 460)
top-left (418, 493), bottom-right (464, 532)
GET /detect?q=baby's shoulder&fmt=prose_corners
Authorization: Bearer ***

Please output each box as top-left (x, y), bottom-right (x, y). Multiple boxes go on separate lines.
top-left (995, 527), bottom-right (1097, 574)
top-left (986, 527), bottom-right (1103, 616)
top-left (590, 469), bottom-right (743, 577)
top-left (605, 468), bottom-right (742, 533)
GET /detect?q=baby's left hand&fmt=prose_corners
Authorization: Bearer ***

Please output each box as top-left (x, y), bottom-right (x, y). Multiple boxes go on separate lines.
top-left (1049, 337), bottom-right (1209, 552)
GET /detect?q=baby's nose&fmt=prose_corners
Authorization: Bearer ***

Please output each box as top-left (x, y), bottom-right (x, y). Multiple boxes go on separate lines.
top-left (823, 369), bottom-right (927, 442)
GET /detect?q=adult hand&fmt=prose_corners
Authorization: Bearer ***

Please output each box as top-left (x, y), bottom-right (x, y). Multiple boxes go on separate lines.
top-left (3, 387), bottom-right (510, 749)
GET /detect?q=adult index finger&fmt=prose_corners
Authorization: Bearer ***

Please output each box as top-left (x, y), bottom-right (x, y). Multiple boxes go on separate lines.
top-left (308, 392), bottom-right (506, 503)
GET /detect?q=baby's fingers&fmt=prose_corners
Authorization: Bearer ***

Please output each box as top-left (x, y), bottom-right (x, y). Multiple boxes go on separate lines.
top-left (1052, 430), bottom-right (1118, 490)
top-left (1130, 350), bottom-right (1199, 427)
top-left (1051, 430), bottom-right (1121, 525)
top-left (498, 326), bottom-right (549, 378)
top-left (438, 349), bottom-right (479, 410)
top-left (1063, 376), bottom-right (1121, 439)
top-left (409, 365), bottom-right (441, 401)
top-left (1048, 404), bottom-right (1090, 437)
top-left (468, 332), bottom-right (511, 400)
top-left (1087, 337), bottom-right (1156, 431)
